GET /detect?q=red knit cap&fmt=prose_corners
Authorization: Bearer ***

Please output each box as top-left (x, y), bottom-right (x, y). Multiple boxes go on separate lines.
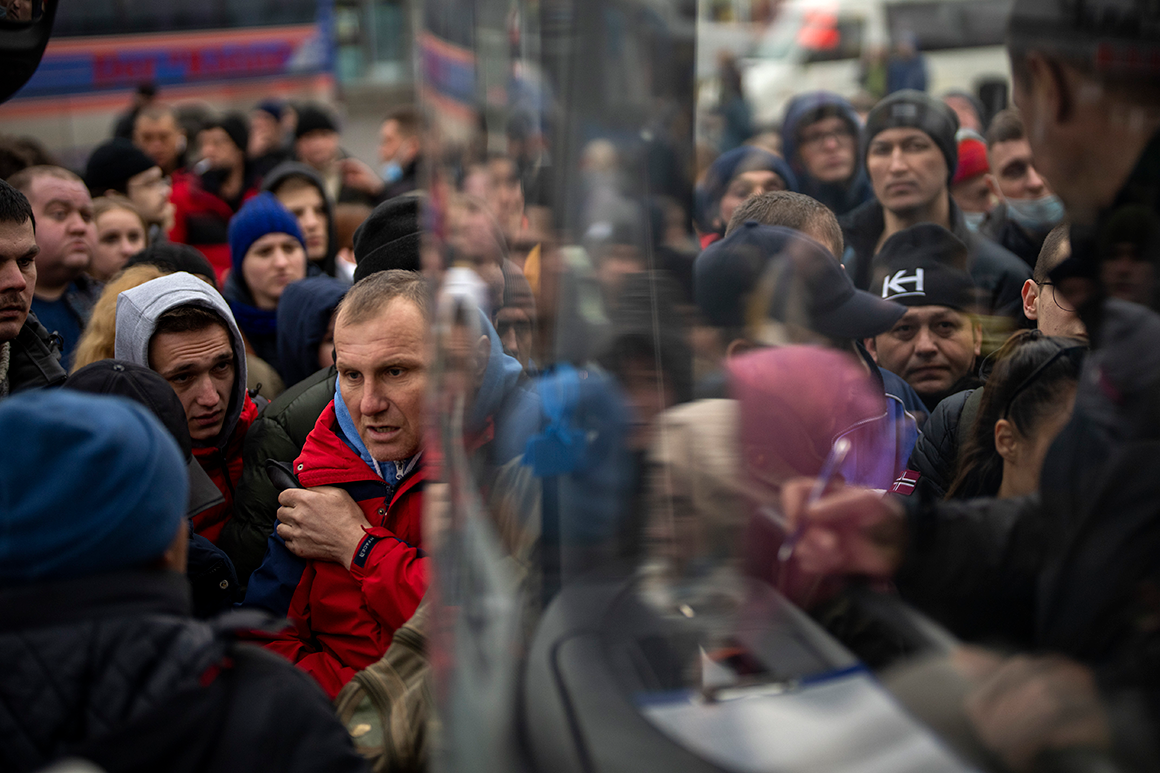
top-left (952, 136), bottom-right (989, 184)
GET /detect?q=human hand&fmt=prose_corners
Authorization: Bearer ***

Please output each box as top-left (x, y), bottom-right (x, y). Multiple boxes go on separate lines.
top-left (276, 486), bottom-right (371, 568)
top-left (777, 479), bottom-right (906, 603)
top-left (341, 158), bottom-right (386, 196)
top-left (951, 645), bottom-right (1113, 766)
top-left (956, 649), bottom-right (1112, 771)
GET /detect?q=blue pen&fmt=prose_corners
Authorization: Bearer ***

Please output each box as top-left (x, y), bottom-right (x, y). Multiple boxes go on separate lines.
top-left (777, 436), bottom-right (851, 567)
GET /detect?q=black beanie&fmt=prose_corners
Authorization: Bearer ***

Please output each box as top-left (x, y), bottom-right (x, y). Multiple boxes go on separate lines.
top-left (871, 224), bottom-right (976, 310)
top-left (84, 138), bottom-right (156, 196)
top-left (206, 113), bottom-right (249, 153)
top-left (125, 242), bottom-right (219, 290)
top-left (295, 105), bottom-right (338, 139)
top-left (862, 90), bottom-right (960, 182)
top-left (352, 193), bottom-right (423, 282)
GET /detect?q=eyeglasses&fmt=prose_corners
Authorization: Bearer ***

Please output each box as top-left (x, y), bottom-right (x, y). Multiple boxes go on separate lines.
top-left (1036, 281), bottom-right (1077, 312)
top-left (1001, 342), bottom-right (1086, 419)
top-left (799, 127), bottom-right (854, 147)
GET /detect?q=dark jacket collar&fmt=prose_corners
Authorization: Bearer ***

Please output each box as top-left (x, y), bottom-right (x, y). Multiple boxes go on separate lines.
top-left (5, 311), bottom-right (67, 396)
top-left (0, 569), bottom-right (192, 633)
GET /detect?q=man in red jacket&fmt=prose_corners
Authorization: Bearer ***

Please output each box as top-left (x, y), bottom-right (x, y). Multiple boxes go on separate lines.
top-left (245, 269), bottom-right (430, 697)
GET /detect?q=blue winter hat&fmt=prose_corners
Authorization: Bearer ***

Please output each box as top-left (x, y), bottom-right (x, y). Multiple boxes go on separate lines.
top-left (0, 390), bottom-right (188, 585)
top-left (694, 146), bottom-right (799, 234)
top-left (228, 192), bottom-right (305, 278)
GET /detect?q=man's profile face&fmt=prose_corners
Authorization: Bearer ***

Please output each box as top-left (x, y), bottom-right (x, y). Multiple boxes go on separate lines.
top-left (951, 175), bottom-right (993, 214)
top-left (866, 127), bottom-right (948, 217)
top-left (134, 114), bottom-right (184, 173)
top-left (26, 175), bottom-right (95, 292)
top-left (126, 165), bottom-right (171, 225)
top-left (275, 181), bottom-right (329, 261)
top-left (867, 305), bottom-right (980, 400)
top-left (988, 138), bottom-right (1051, 201)
top-left (0, 218), bottom-right (38, 342)
top-left (494, 305), bottom-right (533, 369)
top-left (149, 324), bottom-right (236, 442)
top-left (378, 119), bottom-right (405, 164)
top-left (798, 116), bottom-right (857, 184)
top-left (335, 298), bottom-right (430, 461)
top-left (249, 110), bottom-right (280, 157)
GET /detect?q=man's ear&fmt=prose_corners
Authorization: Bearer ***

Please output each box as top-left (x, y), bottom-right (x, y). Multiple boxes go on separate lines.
top-left (972, 321), bottom-right (983, 358)
top-left (863, 336), bottom-right (880, 363)
top-left (985, 173), bottom-right (1002, 200)
top-left (1021, 278), bottom-right (1040, 323)
top-left (475, 334), bottom-right (490, 382)
top-left (994, 418), bottom-right (1019, 465)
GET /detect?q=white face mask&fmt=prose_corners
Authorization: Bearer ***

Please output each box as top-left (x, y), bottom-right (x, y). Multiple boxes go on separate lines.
top-left (962, 210), bottom-right (986, 232)
top-left (1006, 193), bottom-right (1065, 231)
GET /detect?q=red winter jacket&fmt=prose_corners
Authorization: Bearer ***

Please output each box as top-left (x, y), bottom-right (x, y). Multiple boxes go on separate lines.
top-left (192, 393), bottom-right (259, 544)
top-left (261, 401), bottom-right (428, 699)
top-left (168, 170), bottom-right (259, 284)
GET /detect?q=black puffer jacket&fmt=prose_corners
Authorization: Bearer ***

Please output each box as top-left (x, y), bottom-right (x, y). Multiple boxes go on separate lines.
top-left (0, 569), bottom-right (367, 773)
top-left (904, 388), bottom-right (979, 500)
top-left (218, 365), bottom-right (337, 589)
top-left (3, 312), bottom-right (67, 397)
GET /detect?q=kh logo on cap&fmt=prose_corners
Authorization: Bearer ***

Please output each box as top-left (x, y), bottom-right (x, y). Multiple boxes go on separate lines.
top-left (882, 268), bottom-right (925, 299)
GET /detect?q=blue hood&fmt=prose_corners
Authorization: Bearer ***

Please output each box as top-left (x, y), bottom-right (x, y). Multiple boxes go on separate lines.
top-left (780, 92), bottom-right (874, 217)
top-left (468, 308), bottom-right (541, 464)
top-left (276, 276), bottom-right (348, 388)
top-left (694, 146), bottom-right (799, 235)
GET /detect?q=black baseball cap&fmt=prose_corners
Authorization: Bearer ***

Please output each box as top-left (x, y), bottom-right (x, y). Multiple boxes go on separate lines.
top-left (695, 221), bottom-right (906, 340)
top-left (66, 360), bottom-right (224, 517)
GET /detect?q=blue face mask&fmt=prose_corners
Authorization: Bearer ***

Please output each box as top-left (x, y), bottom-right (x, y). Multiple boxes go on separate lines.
top-left (962, 210), bottom-right (986, 232)
top-left (380, 161), bottom-right (403, 184)
top-left (1006, 193), bottom-right (1065, 231)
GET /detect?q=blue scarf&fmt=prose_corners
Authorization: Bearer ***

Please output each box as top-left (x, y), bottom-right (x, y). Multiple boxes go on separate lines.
top-left (227, 298), bottom-right (278, 338)
top-left (332, 377), bottom-right (419, 484)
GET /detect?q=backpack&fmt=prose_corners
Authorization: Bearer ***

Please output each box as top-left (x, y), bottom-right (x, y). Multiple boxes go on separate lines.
top-left (334, 598), bottom-right (435, 773)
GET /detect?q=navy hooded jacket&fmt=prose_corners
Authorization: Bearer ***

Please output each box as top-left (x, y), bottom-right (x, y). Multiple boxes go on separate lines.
top-left (275, 277), bottom-right (348, 389)
top-left (780, 92), bottom-right (875, 218)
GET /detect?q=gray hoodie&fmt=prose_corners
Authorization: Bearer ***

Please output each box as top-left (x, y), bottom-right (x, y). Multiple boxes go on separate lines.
top-left (114, 272), bottom-right (249, 448)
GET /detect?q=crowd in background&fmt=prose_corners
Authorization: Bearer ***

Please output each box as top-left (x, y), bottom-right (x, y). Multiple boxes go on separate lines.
top-left (2, 0), bottom-right (1160, 767)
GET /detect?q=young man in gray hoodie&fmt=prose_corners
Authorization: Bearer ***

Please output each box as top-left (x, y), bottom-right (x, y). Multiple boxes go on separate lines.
top-left (114, 271), bottom-right (260, 546)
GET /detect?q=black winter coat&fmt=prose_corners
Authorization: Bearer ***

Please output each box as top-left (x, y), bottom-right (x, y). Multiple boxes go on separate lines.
top-left (893, 131), bottom-right (1160, 767)
top-left (840, 197), bottom-right (1031, 318)
top-left (4, 312), bottom-right (67, 397)
top-left (0, 570), bottom-right (367, 773)
top-left (217, 365), bottom-right (337, 589)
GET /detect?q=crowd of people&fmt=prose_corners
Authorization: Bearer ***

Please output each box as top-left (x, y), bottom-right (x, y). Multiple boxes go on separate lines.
top-left (1, 0), bottom-right (1159, 769)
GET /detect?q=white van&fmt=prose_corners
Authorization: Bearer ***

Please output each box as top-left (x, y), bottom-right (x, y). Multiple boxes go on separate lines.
top-left (741, 0), bottom-right (1013, 126)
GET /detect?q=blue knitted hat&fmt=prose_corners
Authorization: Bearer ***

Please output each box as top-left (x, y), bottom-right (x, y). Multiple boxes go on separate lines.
top-left (0, 391), bottom-right (188, 585)
top-left (228, 192), bottom-right (305, 278)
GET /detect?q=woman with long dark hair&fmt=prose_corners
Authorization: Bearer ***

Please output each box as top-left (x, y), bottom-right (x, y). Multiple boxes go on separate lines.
top-left (946, 330), bottom-right (1086, 500)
